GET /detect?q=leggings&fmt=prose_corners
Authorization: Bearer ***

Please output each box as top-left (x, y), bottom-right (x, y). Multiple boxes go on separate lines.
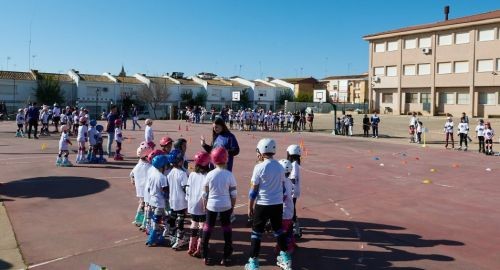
top-left (445, 132), bottom-right (454, 148)
top-left (459, 133), bottom-right (468, 147)
top-left (202, 209), bottom-right (232, 259)
top-left (167, 209), bottom-right (186, 239)
top-left (478, 136), bottom-right (485, 152)
top-left (249, 204), bottom-right (287, 258)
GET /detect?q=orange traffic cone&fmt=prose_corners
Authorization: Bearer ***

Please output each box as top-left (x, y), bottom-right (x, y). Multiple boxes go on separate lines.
top-left (186, 125), bottom-right (189, 132)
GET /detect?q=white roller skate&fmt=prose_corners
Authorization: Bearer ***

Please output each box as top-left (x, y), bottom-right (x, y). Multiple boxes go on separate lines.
top-left (62, 157), bottom-right (73, 167)
top-left (56, 157), bottom-right (62, 166)
top-left (277, 251), bottom-right (293, 270)
top-left (172, 231), bottom-right (187, 250)
top-left (244, 258), bottom-right (260, 270)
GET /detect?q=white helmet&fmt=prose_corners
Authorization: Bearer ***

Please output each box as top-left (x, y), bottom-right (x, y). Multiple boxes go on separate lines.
top-left (256, 138), bottom-right (276, 154)
top-left (287, 144), bottom-right (302, 156)
top-left (279, 159), bottom-right (292, 174)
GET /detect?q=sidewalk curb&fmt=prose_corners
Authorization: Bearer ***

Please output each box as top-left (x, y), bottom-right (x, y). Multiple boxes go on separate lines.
top-left (0, 201), bottom-right (26, 270)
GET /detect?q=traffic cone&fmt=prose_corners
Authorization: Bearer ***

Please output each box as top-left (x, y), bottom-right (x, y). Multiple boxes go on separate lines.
top-left (185, 125), bottom-right (189, 132)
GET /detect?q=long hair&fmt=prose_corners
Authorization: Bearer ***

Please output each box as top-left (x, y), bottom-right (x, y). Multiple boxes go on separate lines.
top-left (212, 118), bottom-right (230, 144)
top-left (195, 164), bottom-right (210, 174)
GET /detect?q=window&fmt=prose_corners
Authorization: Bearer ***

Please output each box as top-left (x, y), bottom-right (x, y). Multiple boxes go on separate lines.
top-left (440, 92), bottom-right (455, 104)
top-left (405, 93), bottom-right (419, 103)
top-left (478, 29), bottom-right (495, 41)
top-left (419, 37), bottom-right (431, 48)
top-left (258, 90), bottom-right (267, 97)
top-left (403, 65), bottom-right (416, 76)
top-left (382, 93), bottom-right (393, 103)
top-left (421, 93), bottom-right (431, 104)
top-left (211, 89), bottom-right (222, 97)
top-left (374, 67), bottom-right (385, 76)
top-left (387, 41), bottom-right (398, 51)
top-left (418, 64), bottom-right (431, 75)
top-left (477, 59), bottom-right (493, 72)
top-left (438, 34), bottom-right (453, 46)
top-left (375, 43), bottom-right (386, 52)
top-left (454, 61), bottom-right (469, 73)
top-left (386, 66), bottom-right (397, 77)
top-left (404, 38), bottom-right (417, 49)
top-left (479, 92), bottom-right (496, 105)
top-left (455, 32), bottom-right (470, 44)
top-left (497, 58), bottom-right (500, 71)
top-left (457, 93), bottom-right (470, 105)
top-left (437, 62), bottom-right (452, 74)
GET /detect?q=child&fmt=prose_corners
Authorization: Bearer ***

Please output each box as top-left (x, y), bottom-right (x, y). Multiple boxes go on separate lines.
top-left (94, 125), bottom-right (106, 163)
top-left (278, 159), bottom-right (296, 253)
top-left (165, 149), bottom-right (189, 249)
top-left (475, 119), bottom-right (485, 153)
top-left (114, 119), bottom-right (124, 161)
top-left (56, 125), bottom-right (73, 167)
top-left (40, 106), bottom-right (50, 136)
top-left (416, 121), bottom-right (423, 144)
top-left (409, 113), bottom-right (417, 143)
top-left (76, 117), bottom-right (88, 164)
top-left (202, 147), bottom-right (237, 266)
top-left (173, 138), bottom-right (189, 171)
top-left (371, 112), bottom-right (380, 138)
top-left (286, 144), bottom-right (302, 239)
top-left (245, 138), bottom-right (291, 270)
top-left (145, 118), bottom-right (154, 145)
top-left (186, 151), bottom-right (211, 257)
top-left (444, 117), bottom-right (454, 149)
top-left (72, 111), bottom-right (79, 136)
top-left (15, 109), bottom-right (25, 137)
top-left (160, 137), bottom-right (173, 153)
top-left (87, 120), bottom-right (98, 162)
top-left (457, 117), bottom-right (469, 151)
top-left (145, 155), bottom-right (169, 247)
top-left (130, 145), bottom-right (153, 227)
top-left (142, 149), bottom-right (167, 232)
top-left (484, 122), bottom-right (495, 155)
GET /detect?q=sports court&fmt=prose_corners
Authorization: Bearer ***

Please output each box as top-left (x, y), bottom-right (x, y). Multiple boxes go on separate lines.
top-left (0, 120), bottom-right (499, 270)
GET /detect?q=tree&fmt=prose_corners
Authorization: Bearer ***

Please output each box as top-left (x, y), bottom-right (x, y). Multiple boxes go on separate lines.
top-left (295, 93), bottom-right (313, 102)
top-left (34, 75), bottom-right (65, 105)
top-left (277, 89), bottom-right (295, 105)
top-left (180, 89), bottom-right (194, 106)
top-left (137, 82), bottom-right (170, 119)
top-left (193, 91), bottom-right (207, 106)
top-left (239, 88), bottom-right (251, 109)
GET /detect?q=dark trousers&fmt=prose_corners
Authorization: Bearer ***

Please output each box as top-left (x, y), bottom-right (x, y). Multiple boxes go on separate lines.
top-left (28, 119), bottom-right (38, 138)
top-left (249, 204), bottom-right (287, 258)
top-left (478, 136), bottom-right (485, 152)
top-left (445, 133), bottom-right (454, 148)
top-left (459, 133), bottom-right (468, 147)
top-left (202, 209), bottom-right (233, 259)
top-left (363, 126), bottom-right (369, 137)
top-left (372, 126), bottom-right (378, 137)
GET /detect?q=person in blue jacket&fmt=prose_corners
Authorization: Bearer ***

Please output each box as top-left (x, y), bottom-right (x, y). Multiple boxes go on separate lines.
top-left (200, 117), bottom-right (240, 172)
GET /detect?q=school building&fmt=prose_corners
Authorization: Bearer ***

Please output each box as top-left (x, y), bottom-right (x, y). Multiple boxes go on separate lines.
top-left (364, 9), bottom-right (500, 117)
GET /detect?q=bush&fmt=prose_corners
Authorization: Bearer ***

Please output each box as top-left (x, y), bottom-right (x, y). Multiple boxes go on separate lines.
top-left (295, 93), bottom-right (313, 102)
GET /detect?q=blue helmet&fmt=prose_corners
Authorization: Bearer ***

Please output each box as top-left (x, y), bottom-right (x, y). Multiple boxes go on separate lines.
top-left (167, 149), bottom-right (184, 164)
top-left (151, 155), bottom-right (167, 169)
top-left (89, 119), bottom-right (97, 127)
top-left (95, 125), bottom-right (104, 132)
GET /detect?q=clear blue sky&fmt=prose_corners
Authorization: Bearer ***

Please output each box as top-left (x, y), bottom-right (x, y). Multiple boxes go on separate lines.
top-left (1, 0), bottom-right (499, 79)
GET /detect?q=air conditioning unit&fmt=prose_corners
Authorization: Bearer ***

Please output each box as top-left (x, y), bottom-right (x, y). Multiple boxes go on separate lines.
top-left (422, 47), bottom-right (432, 54)
top-left (372, 76), bottom-right (381, 83)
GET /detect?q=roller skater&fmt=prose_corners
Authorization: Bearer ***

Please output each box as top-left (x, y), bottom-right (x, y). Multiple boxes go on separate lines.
top-left (15, 109), bottom-right (25, 137)
top-left (278, 159), bottom-right (296, 254)
top-left (130, 144), bottom-right (153, 226)
top-left (114, 119), bottom-right (124, 161)
top-left (87, 120), bottom-right (98, 163)
top-left (75, 117), bottom-right (88, 164)
top-left (94, 125), bottom-right (107, 163)
top-left (484, 122), bottom-right (495, 155)
top-left (57, 125), bottom-right (73, 167)
top-left (145, 155), bottom-right (168, 247)
top-left (287, 144), bottom-right (303, 239)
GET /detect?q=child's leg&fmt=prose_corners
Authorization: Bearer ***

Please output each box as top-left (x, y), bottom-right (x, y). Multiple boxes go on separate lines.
top-left (202, 210), bottom-right (218, 260)
top-left (172, 209), bottom-right (187, 249)
top-left (188, 219), bottom-right (200, 254)
top-left (134, 199), bottom-right (145, 225)
top-left (220, 209), bottom-right (233, 260)
top-left (116, 142), bottom-right (122, 156)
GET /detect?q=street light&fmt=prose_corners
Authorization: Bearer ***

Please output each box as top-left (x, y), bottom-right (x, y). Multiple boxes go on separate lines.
top-left (95, 88), bottom-right (100, 119)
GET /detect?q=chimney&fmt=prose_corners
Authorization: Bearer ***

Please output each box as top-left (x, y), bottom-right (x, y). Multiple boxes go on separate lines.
top-left (444, 5), bottom-right (450, 21)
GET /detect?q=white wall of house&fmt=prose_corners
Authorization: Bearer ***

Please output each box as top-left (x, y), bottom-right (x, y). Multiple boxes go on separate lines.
top-left (0, 79), bottom-right (37, 112)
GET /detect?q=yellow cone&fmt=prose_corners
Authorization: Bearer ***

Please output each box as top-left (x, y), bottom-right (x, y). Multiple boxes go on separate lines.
top-left (422, 179), bottom-right (432, 184)
top-left (41, 143), bottom-right (47, 150)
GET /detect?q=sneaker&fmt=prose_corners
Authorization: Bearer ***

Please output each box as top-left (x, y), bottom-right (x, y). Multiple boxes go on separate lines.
top-left (245, 258), bottom-right (260, 270)
top-left (464, 147), bottom-right (468, 151)
top-left (277, 251), bottom-right (292, 270)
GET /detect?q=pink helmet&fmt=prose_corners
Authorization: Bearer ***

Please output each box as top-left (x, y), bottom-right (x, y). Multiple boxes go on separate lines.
top-left (147, 149), bottom-right (166, 163)
top-left (137, 145), bottom-right (153, 158)
top-left (210, 147), bottom-right (228, 165)
top-left (160, 137), bottom-right (173, 146)
top-left (194, 151), bottom-right (211, 167)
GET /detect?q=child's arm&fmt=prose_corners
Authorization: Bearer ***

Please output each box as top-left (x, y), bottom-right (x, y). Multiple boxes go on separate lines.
top-left (247, 184), bottom-right (259, 218)
top-left (202, 185), bottom-right (209, 210)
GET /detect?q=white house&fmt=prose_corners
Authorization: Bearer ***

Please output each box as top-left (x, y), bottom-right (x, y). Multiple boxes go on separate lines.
top-left (192, 73), bottom-right (249, 110)
top-left (231, 77), bottom-right (284, 110)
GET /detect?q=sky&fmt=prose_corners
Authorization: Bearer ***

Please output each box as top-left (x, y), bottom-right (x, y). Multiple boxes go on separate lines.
top-left (0, 0), bottom-right (499, 79)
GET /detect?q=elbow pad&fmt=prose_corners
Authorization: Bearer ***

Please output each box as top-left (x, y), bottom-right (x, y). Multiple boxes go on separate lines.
top-left (248, 189), bottom-right (259, 200)
top-left (229, 186), bottom-right (237, 198)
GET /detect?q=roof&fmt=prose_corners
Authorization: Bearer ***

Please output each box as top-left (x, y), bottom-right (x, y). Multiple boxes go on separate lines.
top-left (79, 74), bottom-right (114, 83)
top-left (322, 74), bottom-right (368, 81)
top-left (253, 81), bottom-right (271, 87)
top-left (116, 76), bottom-right (142, 84)
top-left (39, 73), bottom-right (73, 82)
top-left (175, 78), bottom-right (199, 85)
top-left (147, 76), bottom-right (176, 85)
top-left (280, 77), bottom-right (319, 84)
top-left (205, 79), bottom-right (233, 86)
top-left (0, 71), bottom-right (35, 80)
top-left (364, 9), bottom-right (500, 39)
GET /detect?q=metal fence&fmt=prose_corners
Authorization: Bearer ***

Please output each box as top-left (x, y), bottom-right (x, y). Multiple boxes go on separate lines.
top-left (284, 101), bottom-right (368, 114)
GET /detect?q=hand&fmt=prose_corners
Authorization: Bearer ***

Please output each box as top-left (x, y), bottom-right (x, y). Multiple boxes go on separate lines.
top-left (248, 205), bottom-right (254, 218)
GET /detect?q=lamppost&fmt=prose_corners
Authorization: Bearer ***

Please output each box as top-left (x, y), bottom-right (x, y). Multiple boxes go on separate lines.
top-left (95, 88), bottom-right (100, 119)
top-left (12, 78), bottom-right (16, 114)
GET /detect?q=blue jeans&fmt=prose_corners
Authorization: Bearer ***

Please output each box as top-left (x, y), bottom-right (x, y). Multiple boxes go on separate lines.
top-left (107, 132), bottom-right (115, 156)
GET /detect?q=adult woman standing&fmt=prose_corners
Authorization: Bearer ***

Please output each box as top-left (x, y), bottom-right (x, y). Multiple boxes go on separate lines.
top-left (200, 117), bottom-right (240, 172)
top-left (131, 104), bottom-right (141, 131)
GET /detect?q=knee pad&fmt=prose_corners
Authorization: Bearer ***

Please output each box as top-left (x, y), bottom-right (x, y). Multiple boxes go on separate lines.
top-left (203, 223), bottom-right (213, 233)
top-left (251, 230), bottom-right (262, 240)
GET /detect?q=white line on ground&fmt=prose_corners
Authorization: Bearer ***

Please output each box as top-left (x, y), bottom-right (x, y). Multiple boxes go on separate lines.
top-left (300, 166), bottom-right (338, 177)
top-left (234, 203), bottom-right (247, 209)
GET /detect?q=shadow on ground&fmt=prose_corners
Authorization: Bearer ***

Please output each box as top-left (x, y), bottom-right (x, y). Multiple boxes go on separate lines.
top-left (0, 176), bottom-right (110, 200)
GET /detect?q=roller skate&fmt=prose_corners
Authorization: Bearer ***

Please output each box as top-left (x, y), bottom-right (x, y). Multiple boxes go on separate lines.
top-left (220, 245), bottom-right (233, 266)
top-left (61, 158), bottom-right (73, 167)
top-left (293, 222), bottom-right (302, 239)
top-left (114, 154), bottom-right (124, 161)
top-left (15, 131), bottom-right (21, 137)
top-left (145, 229), bottom-right (165, 247)
top-left (276, 251), bottom-right (292, 270)
top-left (172, 232), bottom-right (187, 250)
top-left (55, 157), bottom-right (62, 166)
top-left (133, 211), bottom-right (144, 227)
top-left (244, 258), bottom-right (260, 270)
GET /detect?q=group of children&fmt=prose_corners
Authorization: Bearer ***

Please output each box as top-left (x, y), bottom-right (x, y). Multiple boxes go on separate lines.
top-left (408, 113), bottom-right (424, 144)
top-left (129, 135), bottom-right (303, 270)
top-left (444, 117), bottom-right (495, 154)
top-left (227, 108), bottom-right (311, 133)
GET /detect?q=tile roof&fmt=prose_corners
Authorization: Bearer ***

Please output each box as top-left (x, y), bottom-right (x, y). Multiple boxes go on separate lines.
top-left (253, 81), bottom-right (271, 87)
top-left (79, 74), bottom-right (114, 83)
top-left (39, 73), bottom-right (74, 82)
top-left (116, 76), bottom-right (142, 84)
top-left (206, 79), bottom-right (233, 86)
top-left (322, 74), bottom-right (368, 80)
top-left (147, 76), bottom-right (176, 85)
top-left (280, 77), bottom-right (319, 84)
top-left (176, 78), bottom-right (199, 85)
top-left (364, 9), bottom-right (500, 39)
top-left (0, 71), bottom-right (35, 80)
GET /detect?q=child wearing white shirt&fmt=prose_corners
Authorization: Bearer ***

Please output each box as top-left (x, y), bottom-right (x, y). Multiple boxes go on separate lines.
top-left (484, 122), bottom-right (495, 155)
top-left (145, 118), bottom-right (154, 145)
top-left (166, 149), bottom-right (188, 249)
top-left (278, 159), bottom-right (296, 254)
top-left (15, 109), bottom-right (25, 137)
top-left (130, 145), bottom-right (153, 227)
top-left (114, 119), bottom-right (124, 160)
top-left (457, 117), bottom-right (469, 151)
top-left (56, 125), bottom-right (73, 167)
top-left (76, 117), bottom-right (88, 163)
top-left (87, 120), bottom-right (98, 162)
top-left (475, 119), bottom-right (485, 153)
top-left (186, 151), bottom-right (211, 257)
top-left (142, 150), bottom-right (165, 232)
top-left (202, 147), bottom-right (237, 266)
top-left (287, 144), bottom-right (303, 240)
top-left (145, 155), bottom-right (168, 247)
top-left (444, 117), bottom-right (454, 149)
